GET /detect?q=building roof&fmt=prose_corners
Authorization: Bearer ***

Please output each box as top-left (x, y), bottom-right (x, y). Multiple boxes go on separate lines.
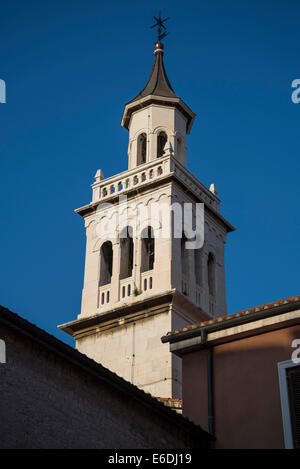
top-left (163, 295), bottom-right (300, 342)
top-left (0, 304), bottom-right (211, 442)
top-left (156, 397), bottom-right (182, 403)
top-left (121, 41), bottom-right (196, 133)
top-left (156, 397), bottom-right (182, 413)
top-left (127, 41), bottom-right (178, 104)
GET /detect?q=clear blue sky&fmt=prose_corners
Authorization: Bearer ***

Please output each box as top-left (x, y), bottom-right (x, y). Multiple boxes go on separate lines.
top-left (0, 0), bottom-right (299, 346)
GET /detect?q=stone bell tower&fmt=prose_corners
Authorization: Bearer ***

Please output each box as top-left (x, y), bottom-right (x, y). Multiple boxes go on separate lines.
top-left (59, 33), bottom-right (234, 399)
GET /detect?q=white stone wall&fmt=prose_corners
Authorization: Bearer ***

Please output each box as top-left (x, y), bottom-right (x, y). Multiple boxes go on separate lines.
top-left (76, 308), bottom-right (182, 398)
top-left (80, 183), bottom-right (173, 319)
top-left (128, 105), bottom-right (187, 169)
top-left (171, 184), bottom-right (228, 317)
top-left (76, 176), bottom-right (228, 398)
top-left (69, 100), bottom-right (232, 400)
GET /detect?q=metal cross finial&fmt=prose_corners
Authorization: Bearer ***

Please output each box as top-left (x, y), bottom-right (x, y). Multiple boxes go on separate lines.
top-left (150, 12), bottom-right (170, 42)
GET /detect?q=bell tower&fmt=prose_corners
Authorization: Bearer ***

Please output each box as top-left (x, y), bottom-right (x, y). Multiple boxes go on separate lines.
top-left (122, 39), bottom-right (194, 170)
top-left (59, 22), bottom-right (234, 399)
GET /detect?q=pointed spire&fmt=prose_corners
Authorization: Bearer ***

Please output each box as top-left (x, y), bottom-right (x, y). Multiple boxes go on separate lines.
top-left (121, 19), bottom-right (196, 134)
top-left (129, 41), bottom-right (178, 104)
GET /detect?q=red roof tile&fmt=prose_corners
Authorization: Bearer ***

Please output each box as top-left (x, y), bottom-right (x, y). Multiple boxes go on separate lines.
top-left (156, 397), bottom-right (182, 402)
top-left (167, 295), bottom-right (300, 336)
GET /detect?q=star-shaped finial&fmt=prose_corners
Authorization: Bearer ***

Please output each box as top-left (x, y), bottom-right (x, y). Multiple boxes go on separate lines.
top-left (150, 12), bottom-right (170, 42)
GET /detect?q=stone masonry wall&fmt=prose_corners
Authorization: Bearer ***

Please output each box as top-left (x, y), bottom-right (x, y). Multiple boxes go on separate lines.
top-left (0, 320), bottom-right (208, 449)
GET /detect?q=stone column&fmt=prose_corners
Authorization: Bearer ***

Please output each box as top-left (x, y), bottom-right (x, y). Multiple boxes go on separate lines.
top-left (148, 131), bottom-right (157, 162)
top-left (133, 234), bottom-right (141, 295)
top-left (111, 240), bottom-right (120, 303)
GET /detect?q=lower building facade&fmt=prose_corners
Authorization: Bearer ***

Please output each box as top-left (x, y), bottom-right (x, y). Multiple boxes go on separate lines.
top-left (0, 305), bottom-right (211, 449)
top-left (163, 295), bottom-right (300, 449)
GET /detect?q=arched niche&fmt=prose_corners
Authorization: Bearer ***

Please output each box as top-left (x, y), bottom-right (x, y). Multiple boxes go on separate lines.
top-left (99, 241), bottom-right (113, 286)
top-left (141, 226), bottom-right (155, 273)
top-left (120, 226), bottom-right (134, 279)
top-left (137, 133), bottom-right (147, 165)
top-left (157, 131), bottom-right (168, 158)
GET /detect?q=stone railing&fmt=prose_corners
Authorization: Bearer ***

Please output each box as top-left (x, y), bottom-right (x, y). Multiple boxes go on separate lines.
top-left (92, 155), bottom-right (220, 212)
top-left (98, 284), bottom-right (111, 308)
top-left (140, 271), bottom-right (154, 293)
top-left (92, 156), bottom-right (171, 203)
top-left (119, 278), bottom-right (133, 300)
top-left (170, 158), bottom-right (220, 212)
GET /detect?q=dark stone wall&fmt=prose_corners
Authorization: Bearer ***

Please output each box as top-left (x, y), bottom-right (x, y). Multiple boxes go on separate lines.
top-left (0, 321), bottom-right (208, 449)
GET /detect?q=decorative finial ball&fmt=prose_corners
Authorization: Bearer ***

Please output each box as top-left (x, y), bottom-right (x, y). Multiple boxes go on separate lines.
top-left (154, 41), bottom-right (164, 55)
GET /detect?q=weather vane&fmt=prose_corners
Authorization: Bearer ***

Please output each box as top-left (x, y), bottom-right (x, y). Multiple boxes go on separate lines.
top-left (150, 12), bottom-right (170, 42)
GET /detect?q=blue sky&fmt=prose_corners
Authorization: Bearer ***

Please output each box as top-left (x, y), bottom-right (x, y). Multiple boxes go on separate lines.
top-left (0, 0), bottom-right (299, 346)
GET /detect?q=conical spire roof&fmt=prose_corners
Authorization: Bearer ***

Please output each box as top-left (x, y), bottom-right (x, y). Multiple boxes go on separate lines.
top-left (128, 41), bottom-right (178, 103)
top-left (121, 40), bottom-right (196, 133)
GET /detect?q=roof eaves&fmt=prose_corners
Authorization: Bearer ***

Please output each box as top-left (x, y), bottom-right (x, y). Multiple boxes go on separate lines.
top-left (162, 295), bottom-right (300, 344)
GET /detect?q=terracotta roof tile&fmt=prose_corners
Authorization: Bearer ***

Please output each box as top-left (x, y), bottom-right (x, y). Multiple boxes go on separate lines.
top-left (156, 398), bottom-right (182, 402)
top-left (167, 295), bottom-right (300, 336)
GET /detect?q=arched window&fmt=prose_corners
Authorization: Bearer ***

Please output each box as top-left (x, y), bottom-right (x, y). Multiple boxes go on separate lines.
top-left (141, 226), bottom-right (155, 273)
top-left (207, 253), bottom-right (215, 297)
top-left (99, 241), bottom-right (113, 286)
top-left (194, 248), bottom-right (202, 286)
top-left (120, 226), bottom-right (134, 279)
top-left (137, 133), bottom-right (147, 165)
top-left (157, 131), bottom-right (167, 158)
